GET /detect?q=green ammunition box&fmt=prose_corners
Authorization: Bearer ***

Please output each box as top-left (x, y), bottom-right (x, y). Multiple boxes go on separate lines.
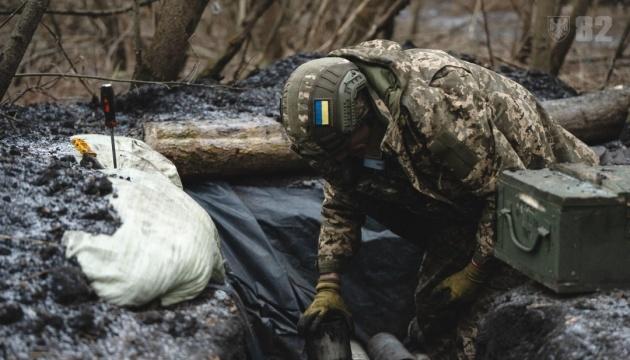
top-left (496, 165), bottom-right (630, 293)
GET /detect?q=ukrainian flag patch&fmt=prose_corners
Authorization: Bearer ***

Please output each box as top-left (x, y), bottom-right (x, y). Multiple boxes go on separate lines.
top-left (314, 100), bottom-right (330, 126)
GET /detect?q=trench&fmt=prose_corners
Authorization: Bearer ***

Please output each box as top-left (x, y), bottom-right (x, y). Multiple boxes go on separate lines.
top-left (1, 51), bottom-right (630, 359)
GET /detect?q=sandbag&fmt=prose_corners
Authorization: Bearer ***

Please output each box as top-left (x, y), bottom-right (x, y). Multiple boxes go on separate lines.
top-left (63, 136), bottom-right (224, 306)
top-left (70, 134), bottom-right (183, 188)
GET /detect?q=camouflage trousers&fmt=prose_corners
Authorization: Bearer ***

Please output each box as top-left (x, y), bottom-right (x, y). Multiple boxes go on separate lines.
top-left (357, 194), bottom-right (485, 359)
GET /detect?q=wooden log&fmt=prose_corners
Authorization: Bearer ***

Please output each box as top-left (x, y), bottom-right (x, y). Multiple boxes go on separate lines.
top-left (542, 87), bottom-right (630, 145)
top-left (143, 115), bottom-right (307, 178)
top-left (144, 88), bottom-right (630, 178)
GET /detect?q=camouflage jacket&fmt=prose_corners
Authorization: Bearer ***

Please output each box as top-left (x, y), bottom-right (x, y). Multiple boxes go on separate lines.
top-left (316, 40), bottom-right (598, 273)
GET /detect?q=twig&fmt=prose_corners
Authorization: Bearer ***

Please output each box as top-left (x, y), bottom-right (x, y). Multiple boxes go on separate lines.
top-left (305, 0), bottom-right (330, 48)
top-left (317, 0), bottom-right (370, 52)
top-left (207, 0), bottom-right (275, 79)
top-left (251, 1), bottom-right (287, 71)
top-left (183, 34), bottom-right (202, 83)
top-left (361, 0), bottom-right (410, 42)
top-left (603, 18), bottom-right (630, 88)
top-left (480, 0), bottom-right (495, 68)
top-left (41, 21), bottom-right (96, 98)
top-left (5, 75), bottom-right (60, 105)
top-left (12, 72), bottom-right (251, 90)
top-left (0, 0), bottom-right (25, 30)
top-left (0, 111), bottom-right (18, 131)
top-left (233, 36), bottom-right (252, 80)
top-left (0, 0), bottom-right (158, 17)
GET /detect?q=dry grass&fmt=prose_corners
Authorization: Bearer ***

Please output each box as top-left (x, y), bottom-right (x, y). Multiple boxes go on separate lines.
top-left (0, 0), bottom-right (627, 105)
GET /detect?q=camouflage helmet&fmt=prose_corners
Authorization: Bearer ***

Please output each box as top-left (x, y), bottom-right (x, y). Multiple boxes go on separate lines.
top-left (281, 57), bottom-right (368, 160)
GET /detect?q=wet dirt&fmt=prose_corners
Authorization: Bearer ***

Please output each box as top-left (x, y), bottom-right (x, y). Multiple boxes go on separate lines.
top-left (475, 284), bottom-right (630, 360)
top-left (0, 50), bottom-right (623, 359)
top-left (0, 139), bottom-right (246, 358)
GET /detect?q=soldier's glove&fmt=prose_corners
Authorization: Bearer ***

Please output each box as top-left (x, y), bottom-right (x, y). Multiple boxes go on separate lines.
top-left (428, 261), bottom-right (488, 310)
top-left (297, 279), bottom-right (352, 334)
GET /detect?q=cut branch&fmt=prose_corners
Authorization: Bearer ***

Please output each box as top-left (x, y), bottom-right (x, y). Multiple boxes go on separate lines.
top-left (0, 0), bottom-right (49, 102)
top-left (143, 117), bottom-right (307, 178)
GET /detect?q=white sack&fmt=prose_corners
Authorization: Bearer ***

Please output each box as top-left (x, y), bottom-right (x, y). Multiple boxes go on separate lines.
top-left (63, 136), bottom-right (224, 307)
top-left (70, 134), bottom-right (183, 188)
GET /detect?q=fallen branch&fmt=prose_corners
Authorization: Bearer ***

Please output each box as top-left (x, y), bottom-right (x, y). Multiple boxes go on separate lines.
top-left (0, 0), bottom-right (158, 17)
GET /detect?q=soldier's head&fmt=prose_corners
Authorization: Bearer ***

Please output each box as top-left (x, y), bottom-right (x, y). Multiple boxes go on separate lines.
top-left (280, 57), bottom-right (373, 175)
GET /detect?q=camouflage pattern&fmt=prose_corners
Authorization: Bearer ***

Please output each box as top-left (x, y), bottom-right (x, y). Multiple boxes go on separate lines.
top-left (301, 40), bottom-right (599, 273)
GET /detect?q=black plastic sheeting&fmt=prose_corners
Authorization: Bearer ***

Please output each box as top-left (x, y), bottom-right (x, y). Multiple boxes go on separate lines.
top-left (187, 180), bottom-right (423, 359)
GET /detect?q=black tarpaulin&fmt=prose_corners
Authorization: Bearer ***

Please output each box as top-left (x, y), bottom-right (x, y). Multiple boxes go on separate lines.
top-left (187, 180), bottom-right (423, 359)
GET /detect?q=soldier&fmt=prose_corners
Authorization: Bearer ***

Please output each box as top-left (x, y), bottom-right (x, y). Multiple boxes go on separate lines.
top-left (280, 40), bottom-right (597, 341)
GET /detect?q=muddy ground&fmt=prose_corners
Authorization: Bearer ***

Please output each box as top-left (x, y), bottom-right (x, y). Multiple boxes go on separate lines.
top-left (0, 137), bottom-right (246, 359)
top-left (1, 51), bottom-right (630, 359)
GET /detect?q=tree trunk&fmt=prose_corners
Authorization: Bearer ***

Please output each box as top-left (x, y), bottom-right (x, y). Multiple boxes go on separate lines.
top-left (143, 88), bottom-right (630, 178)
top-left (0, 0), bottom-right (49, 101)
top-left (529, 0), bottom-right (557, 72)
top-left (549, 0), bottom-right (591, 75)
top-left (408, 0), bottom-right (424, 41)
top-left (542, 87), bottom-right (630, 144)
top-left (133, 0), bottom-right (209, 81)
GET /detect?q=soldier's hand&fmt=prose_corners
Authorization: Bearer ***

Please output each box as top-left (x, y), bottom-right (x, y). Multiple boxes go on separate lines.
top-left (429, 261), bottom-right (487, 308)
top-left (297, 278), bottom-right (352, 334)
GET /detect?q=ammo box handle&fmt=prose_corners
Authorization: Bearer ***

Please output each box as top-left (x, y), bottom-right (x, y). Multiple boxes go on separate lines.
top-left (499, 208), bottom-right (550, 253)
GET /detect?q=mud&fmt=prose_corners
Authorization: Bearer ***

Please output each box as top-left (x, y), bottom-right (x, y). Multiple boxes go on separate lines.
top-left (0, 137), bottom-right (246, 359)
top-left (476, 284), bottom-right (630, 360)
top-left (0, 50), bottom-right (619, 359)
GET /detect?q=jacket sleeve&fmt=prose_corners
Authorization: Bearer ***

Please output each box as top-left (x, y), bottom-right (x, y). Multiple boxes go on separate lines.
top-left (318, 181), bottom-right (365, 273)
top-left (427, 66), bottom-right (526, 266)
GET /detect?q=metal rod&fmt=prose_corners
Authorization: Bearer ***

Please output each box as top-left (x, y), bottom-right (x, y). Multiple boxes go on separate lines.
top-left (110, 127), bottom-right (117, 169)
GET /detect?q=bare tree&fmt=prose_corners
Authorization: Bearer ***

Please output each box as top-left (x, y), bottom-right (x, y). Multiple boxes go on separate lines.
top-left (530, 0), bottom-right (591, 75)
top-left (133, 0), bottom-right (209, 81)
top-left (0, 0), bottom-right (49, 101)
top-left (530, 0), bottom-right (558, 72)
top-left (549, 0), bottom-right (591, 75)
top-left (205, 0), bottom-right (275, 80)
